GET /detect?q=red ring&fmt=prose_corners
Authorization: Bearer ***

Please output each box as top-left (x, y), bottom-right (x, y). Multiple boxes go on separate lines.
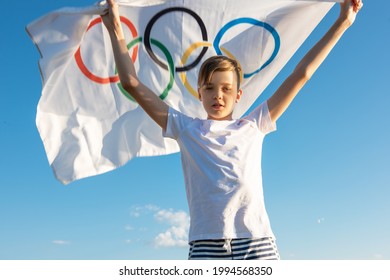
top-left (75, 16), bottom-right (138, 84)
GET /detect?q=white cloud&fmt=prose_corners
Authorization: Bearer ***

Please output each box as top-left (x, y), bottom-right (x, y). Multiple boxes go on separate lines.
top-left (130, 206), bottom-right (144, 217)
top-left (127, 204), bottom-right (190, 248)
top-left (145, 204), bottom-right (160, 212)
top-left (317, 217), bottom-right (325, 224)
top-left (373, 253), bottom-right (384, 260)
top-left (52, 240), bottom-right (70, 245)
top-left (154, 229), bottom-right (188, 247)
top-left (153, 209), bottom-right (190, 248)
top-left (125, 225), bottom-right (134, 231)
top-left (155, 209), bottom-right (189, 226)
top-left (130, 204), bottom-right (160, 217)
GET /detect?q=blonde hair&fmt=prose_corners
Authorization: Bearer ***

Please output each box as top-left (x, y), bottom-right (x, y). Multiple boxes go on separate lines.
top-left (197, 56), bottom-right (242, 91)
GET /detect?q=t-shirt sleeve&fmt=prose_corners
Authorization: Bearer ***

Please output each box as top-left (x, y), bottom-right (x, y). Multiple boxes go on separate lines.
top-left (244, 101), bottom-right (277, 135)
top-left (163, 107), bottom-right (193, 140)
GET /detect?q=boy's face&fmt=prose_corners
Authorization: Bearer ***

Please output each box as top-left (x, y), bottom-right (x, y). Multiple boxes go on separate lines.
top-left (198, 70), bottom-right (242, 121)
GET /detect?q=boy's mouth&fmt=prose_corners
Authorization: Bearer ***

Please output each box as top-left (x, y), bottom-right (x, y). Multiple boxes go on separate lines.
top-left (212, 103), bottom-right (224, 110)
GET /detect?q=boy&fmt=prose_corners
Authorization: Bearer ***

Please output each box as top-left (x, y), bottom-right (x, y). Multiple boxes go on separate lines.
top-left (102, 0), bottom-right (363, 259)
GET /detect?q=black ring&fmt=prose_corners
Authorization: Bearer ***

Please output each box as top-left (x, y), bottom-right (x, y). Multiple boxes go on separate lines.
top-left (144, 7), bottom-right (208, 72)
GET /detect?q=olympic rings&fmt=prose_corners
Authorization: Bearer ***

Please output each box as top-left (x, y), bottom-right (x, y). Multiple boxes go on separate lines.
top-left (75, 7), bottom-right (281, 102)
top-left (214, 17), bottom-right (280, 79)
top-left (75, 16), bottom-right (138, 84)
top-left (144, 7), bottom-right (208, 72)
top-left (116, 37), bottom-right (174, 101)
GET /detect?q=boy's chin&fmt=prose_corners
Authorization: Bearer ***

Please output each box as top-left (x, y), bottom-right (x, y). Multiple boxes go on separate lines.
top-left (206, 113), bottom-right (233, 121)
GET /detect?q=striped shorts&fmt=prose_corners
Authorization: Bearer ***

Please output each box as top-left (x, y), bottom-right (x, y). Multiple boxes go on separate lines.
top-left (188, 237), bottom-right (280, 260)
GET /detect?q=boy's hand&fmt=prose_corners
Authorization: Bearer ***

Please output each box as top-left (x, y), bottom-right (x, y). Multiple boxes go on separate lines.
top-left (339, 0), bottom-right (363, 26)
top-left (101, 0), bottom-right (122, 37)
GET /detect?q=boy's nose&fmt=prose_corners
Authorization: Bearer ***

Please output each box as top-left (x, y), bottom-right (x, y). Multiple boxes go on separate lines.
top-left (213, 90), bottom-right (223, 99)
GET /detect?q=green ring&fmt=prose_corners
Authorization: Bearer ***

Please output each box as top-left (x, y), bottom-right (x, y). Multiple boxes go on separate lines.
top-left (116, 37), bottom-right (174, 102)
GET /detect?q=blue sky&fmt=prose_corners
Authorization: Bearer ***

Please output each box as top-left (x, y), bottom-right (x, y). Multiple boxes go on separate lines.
top-left (0, 0), bottom-right (389, 260)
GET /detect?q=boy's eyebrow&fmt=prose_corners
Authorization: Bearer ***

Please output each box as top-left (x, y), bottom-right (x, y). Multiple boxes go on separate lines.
top-left (204, 82), bottom-right (233, 86)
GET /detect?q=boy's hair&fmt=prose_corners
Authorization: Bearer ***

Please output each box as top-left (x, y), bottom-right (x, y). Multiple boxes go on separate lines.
top-left (197, 56), bottom-right (242, 91)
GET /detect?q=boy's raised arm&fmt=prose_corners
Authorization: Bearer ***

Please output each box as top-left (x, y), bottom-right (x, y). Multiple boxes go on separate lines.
top-left (102, 0), bottom-right (169, 130)
top-left (267, 0), bottom-right (363, 123)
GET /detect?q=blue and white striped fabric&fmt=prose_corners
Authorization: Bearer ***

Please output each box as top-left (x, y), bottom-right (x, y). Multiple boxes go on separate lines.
top-left (188, 237), bottom-right (280, 260)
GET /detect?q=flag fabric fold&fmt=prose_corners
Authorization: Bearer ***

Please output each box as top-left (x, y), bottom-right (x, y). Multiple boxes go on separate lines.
top-left (27, 0), bottom-right (337, 184)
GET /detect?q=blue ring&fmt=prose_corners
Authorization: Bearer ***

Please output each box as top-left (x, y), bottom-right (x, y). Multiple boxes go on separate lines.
top-left (213, 18), bottom-right (280, 79)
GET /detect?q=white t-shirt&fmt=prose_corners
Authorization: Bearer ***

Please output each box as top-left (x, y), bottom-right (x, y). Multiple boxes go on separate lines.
top-left (163, 102), bottom-right (277, 242)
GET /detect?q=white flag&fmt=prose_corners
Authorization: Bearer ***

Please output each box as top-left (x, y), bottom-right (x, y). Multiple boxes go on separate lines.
top-left (27, 0), bottom-right (337, 184)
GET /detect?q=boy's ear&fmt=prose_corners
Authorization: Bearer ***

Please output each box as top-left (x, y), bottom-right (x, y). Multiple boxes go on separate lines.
top-left (235, 89), bottom-right (243, 103)
top-left (198, 88), bottom-right (202, 101)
